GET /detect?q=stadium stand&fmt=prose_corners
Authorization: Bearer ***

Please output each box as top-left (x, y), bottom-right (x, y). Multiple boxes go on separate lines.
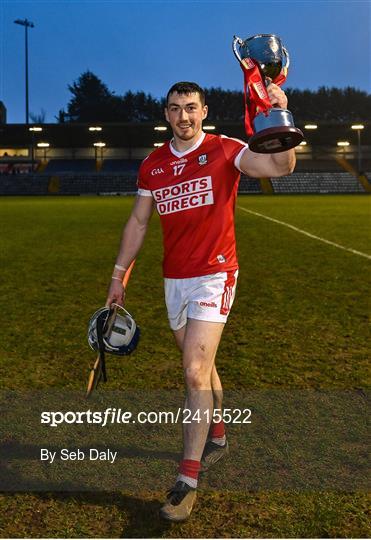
top-left (44, 159), bottom-right (96, 173)
top-left (271, 172), bottom-right (365, 194)
top-left (0, 121), bottom-right (369, 196)
top-left (57, 174), bottom-right (137, 194)
top-left (0, 172), bottom-right (367, 196)
top-left (0, 163), bottom-right (12, 175)
top-left (101, 159), bottom-right (142, 173)
top-left (0, 162), bottom-right (37, 175)
top-left (0, 174), bottom-right (138, 195)
top-left (0, 174), bottom-right (50, 195)
top-left (239, 177), bottom-right (263, 193)
top-left (294, 159), bottom-right (345, 172)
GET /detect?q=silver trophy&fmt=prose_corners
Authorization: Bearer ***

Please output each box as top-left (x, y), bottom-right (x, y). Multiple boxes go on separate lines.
top-left (233, 34), bottom-right (303, 153)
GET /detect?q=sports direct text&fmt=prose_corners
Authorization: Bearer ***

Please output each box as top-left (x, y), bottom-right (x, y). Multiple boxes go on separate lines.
top-left (41, 407), bottom-right (252, 427)
top-left (152, 176), bottom-right (214, 215)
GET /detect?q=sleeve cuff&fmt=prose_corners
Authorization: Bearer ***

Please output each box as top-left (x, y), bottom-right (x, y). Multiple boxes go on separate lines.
top-left (234, 145), bottom-right (249, 172)
top-left (137, 188), bottom-right (153, 197)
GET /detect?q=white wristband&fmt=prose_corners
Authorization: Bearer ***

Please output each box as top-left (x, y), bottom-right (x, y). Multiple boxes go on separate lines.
top-left (114, 264), bottom-right (127, 272)
top-left (111, 276), bottom-right (123, 282)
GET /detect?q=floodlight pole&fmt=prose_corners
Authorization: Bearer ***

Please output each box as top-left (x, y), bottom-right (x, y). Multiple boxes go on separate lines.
top-left (14, 18), bottom-right (34, 124)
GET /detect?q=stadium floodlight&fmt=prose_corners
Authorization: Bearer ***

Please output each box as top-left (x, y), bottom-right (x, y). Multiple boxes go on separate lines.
top-left (93, 141), bottom-right (105, 160)
top-left (299, 141), bottom-right (307, 145)
top-left (154, 126), bottom-right (167, 131)
top-left (29, 126), bottom-right (42, 169)
top-left (337, 141), bottom-right (350, 147)
top-left (89, 126), bottom-right (102, 131)
top-left (154, 143), bottom-right (164, 147)
top-left (304, 124), bottom-right (318, 130)
top-left (351, 125), bottom-right (365, 173)
top-left (14, 18), bottom-right (35, 124)
top-left (203, 125), bottom-right (216, 130)
top-left (37, 141), bottom-right (49, 160)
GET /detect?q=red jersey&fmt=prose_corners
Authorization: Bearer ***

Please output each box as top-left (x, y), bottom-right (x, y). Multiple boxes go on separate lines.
top-left (137, 132), bottom-right (248, 278)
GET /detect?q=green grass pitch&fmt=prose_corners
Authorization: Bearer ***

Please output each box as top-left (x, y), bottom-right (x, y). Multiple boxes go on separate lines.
top-left (0, 194), bottom-right (369, 537)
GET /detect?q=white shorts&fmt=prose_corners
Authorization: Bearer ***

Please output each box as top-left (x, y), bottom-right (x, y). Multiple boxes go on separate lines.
top-left (164, 270), bottom-right (239, 331)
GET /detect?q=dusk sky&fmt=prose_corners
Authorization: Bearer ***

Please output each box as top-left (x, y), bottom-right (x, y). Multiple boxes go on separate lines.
top-left (1, 0), bottom-right (370, 123)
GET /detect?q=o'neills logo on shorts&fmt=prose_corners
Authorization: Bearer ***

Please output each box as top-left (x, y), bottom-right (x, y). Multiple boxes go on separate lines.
top-left (200, 301), bottom-right (217, 308)
top-left (153, 176), bottom-right (214, 215)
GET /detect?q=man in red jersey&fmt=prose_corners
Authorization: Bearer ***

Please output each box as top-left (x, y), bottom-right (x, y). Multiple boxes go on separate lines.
top-left (106, 82), bottom-right (295, 521)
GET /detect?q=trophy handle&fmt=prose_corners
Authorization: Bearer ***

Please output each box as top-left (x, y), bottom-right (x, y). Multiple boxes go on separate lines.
top-left (232, 35), bottom-right (245, 64)
top-left (282, 46), bottom-right (290, 70)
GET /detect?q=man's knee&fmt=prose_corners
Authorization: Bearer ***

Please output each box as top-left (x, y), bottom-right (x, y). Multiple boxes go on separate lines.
top-left (183, 342), bottom-right (214, 389)
top-left (184, 364), bottom-right (212, 390)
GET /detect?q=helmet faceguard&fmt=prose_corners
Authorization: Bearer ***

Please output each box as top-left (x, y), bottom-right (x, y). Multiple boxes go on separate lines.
top-left (88, 304), bottom-right (140, 356)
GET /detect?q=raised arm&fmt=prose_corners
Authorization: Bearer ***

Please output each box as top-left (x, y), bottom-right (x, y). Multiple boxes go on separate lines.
top-left (106, 194), bottom-right (154, 307)
top-left (239, 82), bottom-right (296, 178)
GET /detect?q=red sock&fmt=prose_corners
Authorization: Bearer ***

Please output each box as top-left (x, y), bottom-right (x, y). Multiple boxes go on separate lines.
top-left (210, 419), bottom-right (225, 439)
top-left (179, 459), bottom-right (201, 480)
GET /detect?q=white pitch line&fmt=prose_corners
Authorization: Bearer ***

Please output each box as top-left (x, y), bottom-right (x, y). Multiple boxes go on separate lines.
top-left (237, 206), bottom-right (371, 261)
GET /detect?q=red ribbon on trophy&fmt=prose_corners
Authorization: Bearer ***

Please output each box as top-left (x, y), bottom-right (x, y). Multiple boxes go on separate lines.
top-left (239, 56), bottom-right (288, 137)
top-left (232, 34), bottom-right (303, 153)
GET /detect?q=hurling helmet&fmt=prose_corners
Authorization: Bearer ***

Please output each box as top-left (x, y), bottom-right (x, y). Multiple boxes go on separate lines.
top-left (87, 304), bottom-right (140, 356)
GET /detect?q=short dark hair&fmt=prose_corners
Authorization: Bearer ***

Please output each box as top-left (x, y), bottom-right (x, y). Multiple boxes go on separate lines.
top-left (166, 81), bottom-right (206, 106)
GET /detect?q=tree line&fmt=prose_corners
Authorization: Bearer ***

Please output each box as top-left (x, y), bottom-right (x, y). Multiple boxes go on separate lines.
top-left (55, 70), bottom-right (370, 124)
